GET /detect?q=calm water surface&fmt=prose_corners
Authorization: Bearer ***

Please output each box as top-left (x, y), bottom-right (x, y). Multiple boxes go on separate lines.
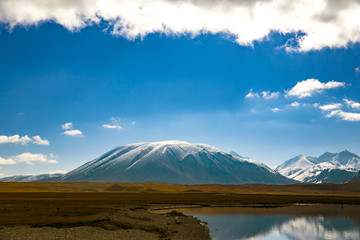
top-left (165, 205), bottom-right (360, 240)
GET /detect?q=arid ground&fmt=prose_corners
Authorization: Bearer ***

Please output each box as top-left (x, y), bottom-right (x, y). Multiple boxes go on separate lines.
top-left (1, 182), bottom-right (360, 240)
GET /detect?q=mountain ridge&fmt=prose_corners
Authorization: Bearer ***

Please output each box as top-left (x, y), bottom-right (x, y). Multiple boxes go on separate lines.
top-left (276, 150), bottom-right (360, 183)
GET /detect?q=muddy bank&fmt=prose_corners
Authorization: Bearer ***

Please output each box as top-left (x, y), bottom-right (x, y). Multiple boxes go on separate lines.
top-left (0, 202), bottom-right (210, 240)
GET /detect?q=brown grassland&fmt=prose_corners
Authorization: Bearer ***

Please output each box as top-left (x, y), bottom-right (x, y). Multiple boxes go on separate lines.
top-left (0, 182), bottom-right (360, 239)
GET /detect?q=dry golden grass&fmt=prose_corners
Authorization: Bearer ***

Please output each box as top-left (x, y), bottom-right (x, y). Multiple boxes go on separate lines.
top-left (0, 182), bottom-right (360, 239)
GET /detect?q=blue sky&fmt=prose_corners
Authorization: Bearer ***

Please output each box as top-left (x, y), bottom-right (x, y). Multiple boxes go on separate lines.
top-left (1, 0), bottom-right (360, 176)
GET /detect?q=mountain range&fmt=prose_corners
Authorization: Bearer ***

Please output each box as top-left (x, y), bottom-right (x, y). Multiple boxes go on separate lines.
top-left (1, 141), bottom-right (360, 184)
top-left (0, 140), bottom-right (293, 184)
top-left (276, 150), bottom-right (360, 183)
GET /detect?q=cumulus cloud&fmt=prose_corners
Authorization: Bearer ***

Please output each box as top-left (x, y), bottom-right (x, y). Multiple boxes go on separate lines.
top-left (0, 134), bottom-right (50, 145)
top-left (0, 135), bottom-right (31, 145)
top-left (61, 122), bottom-right (83, 136)
top-left (0, 157), bottom-right (16, 165)
top-left (0, 153), bottom-right (57, 165)
top-left (63, 129), bottom-right (83, 136)
top-left (344, 99), bottom-right (360, 110)
top-left (2, 0), bottom-right (360, 51)
top-left (271, 108), bottom-right (281, 112)
top-left (326, 110), bottom-right (360, 122)
top-left (32, 136), bottom-right (50, 145)
top-left (319, 103), bottom-right (342, 111)
top-left (286, 79), bottom-right (346, 98)
top-left (290, 102), bottom-right (300, 107)
top-left (261, 91), bottom-right (280, 100)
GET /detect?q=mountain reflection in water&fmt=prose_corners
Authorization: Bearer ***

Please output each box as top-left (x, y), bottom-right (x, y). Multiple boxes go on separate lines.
top-left (174, 205), bottom-right (360, 240)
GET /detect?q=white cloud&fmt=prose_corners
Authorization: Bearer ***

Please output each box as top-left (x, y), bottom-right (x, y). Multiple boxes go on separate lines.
top-left (103, 117), bottom-right (123, 129)
top-left (319, 103), bottom-right (342, 111)
top-left (245, 89), bottom-right (260, 99)
top-left (61, 122), bottom-right (83, 136)
top-left (0, 157), bottom-right (16, 165)
top-left (0, 134), bottom-right (31, 145)
top-left (0, 153), bottom-right (57, 166)
top-left (0, 134), bottom-right (50, 145)
top-left (344, 99), bottom-right (360, 110)
top-left (63, 129), bottom-right (83, 136)
top-left (261, 91), bottom-right (280, 100)
top-left (271, 108), bottom-right (281, 112)
top-left (326, 110), bottom-right (360, 122)
top-left (355, 67), bottom-right (360, 73)
top-left (286, 79), bottom-right (346, 98)
top-left (102, 124), bottom-right (122, 129)
top-left (131, 121), bottom-right (136, 125)
top-left (61, 122), bottom-right (73, 130)
top-left (290, 102), bottom-right (300, 107)
top-left (246, 89), bottom-right (280, 100)
top-left (32, 135), bottom-right (50, 145)
top-left (2, 0), bottom-right (360, 51)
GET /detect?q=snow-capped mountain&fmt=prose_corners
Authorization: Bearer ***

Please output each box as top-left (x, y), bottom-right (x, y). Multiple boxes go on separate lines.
top-left (60, 140), bottom-right (293, 184)
top-left (0, 173), bottom-right (64, 182)
top-left (276, 150), bottom-right (360, 183)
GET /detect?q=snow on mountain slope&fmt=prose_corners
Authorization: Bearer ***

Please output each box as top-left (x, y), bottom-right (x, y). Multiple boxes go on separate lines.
top-left (276, 150), bottom-right (360, 183)
top-left (60, 140), bottom-right (294, 184)
top-left (0, 173), bottom-right (64, 182)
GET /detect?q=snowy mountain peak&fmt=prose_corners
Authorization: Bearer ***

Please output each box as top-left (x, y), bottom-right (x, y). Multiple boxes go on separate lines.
top-left (276, 150), bottom-right (360, 183)
top-left (59, 141), bottom-right (293, 184)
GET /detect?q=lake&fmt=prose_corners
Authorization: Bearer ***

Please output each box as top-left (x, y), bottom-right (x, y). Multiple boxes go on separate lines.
top-left (158, 205), bottom-right (360, 240)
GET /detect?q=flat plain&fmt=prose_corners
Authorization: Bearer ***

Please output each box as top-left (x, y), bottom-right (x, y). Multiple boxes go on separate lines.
top-left (1, 182), bottom-right (360, 240)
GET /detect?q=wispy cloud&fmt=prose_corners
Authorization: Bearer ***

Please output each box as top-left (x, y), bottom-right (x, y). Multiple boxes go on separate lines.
top-left (102, 117), bottom-right (123, 130)
top-left (102, 124), bottom-right (122, 129)
top-left (319, 103), bottom-right (342, 111)
top-left (0, 135), bottom-right (50, 145)
top-left (344, 99), bottom-right (360, 110)
top-left (246, 89), bottom-right (279, 100)
top-left (261, 91), bottom-right (280, 100)
top-left (61, 122), bottom-right (73, 130)
top-left (245, 89), bottom-right (260, 99)
top-left (286, 79), bottom-right (346, 98)
top-left (0, 153), bottom-right (58, 166)
top-left (61, 122), bottom-right (83, 136)
top-left (2, 1), bottom-right (360, 51)
top-left (271, 108), bottom-right (281, 112)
